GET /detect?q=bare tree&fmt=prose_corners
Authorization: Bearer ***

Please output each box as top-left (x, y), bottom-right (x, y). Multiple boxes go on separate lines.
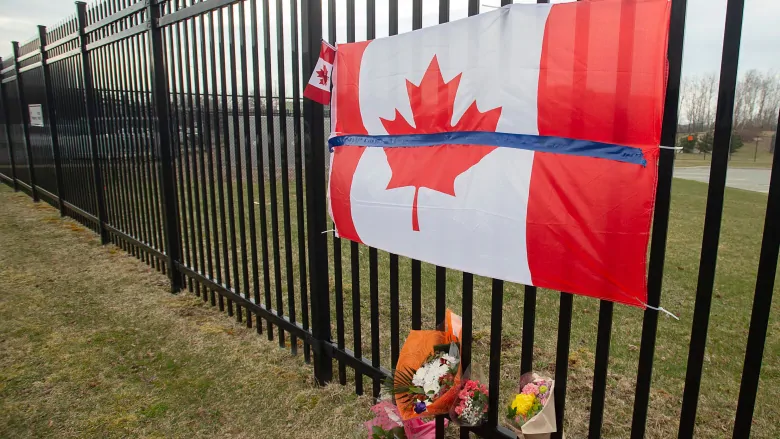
top-left (679, 73), bottom-right (717, 132)
top-left (681, 70), bottom-right (779, 134)
top-left (733, 70), bottom-right (780, 130)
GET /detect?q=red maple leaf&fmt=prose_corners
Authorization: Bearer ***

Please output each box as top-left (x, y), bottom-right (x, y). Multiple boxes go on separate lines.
top-left (316, 64), bottom-right (329, 85)
top-left (380, 56), bottom-right (502, 231)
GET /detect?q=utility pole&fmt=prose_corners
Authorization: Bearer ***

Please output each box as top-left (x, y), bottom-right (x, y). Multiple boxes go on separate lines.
top-left (755, 138), bottom-right (759, 162)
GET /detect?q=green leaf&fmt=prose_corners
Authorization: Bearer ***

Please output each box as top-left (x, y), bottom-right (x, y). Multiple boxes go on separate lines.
top-left (384, 367), bottom-right (420, 405)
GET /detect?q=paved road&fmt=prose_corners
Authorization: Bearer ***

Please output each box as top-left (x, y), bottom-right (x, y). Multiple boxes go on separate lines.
top-left (674, 166), bottom-right (771, 194)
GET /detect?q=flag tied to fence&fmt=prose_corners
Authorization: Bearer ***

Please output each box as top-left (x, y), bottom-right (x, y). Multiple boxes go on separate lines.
top-left (304, 40), bottom-right (336, 105)
top-left (325, 0), bottom-right (671, 308)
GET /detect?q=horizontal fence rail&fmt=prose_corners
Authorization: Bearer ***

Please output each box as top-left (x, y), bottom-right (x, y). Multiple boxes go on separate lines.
top-left (0, 0), bottom-right (777, 438)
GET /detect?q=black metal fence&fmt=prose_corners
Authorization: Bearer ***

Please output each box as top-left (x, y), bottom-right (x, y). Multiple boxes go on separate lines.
top-left (0, 0), bottom-right (777, 438)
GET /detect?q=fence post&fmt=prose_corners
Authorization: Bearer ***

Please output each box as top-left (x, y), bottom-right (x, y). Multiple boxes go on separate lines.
top-left (37, 25), bottom-right (66, 216)
top-left (11, 41), bottom-right (39, 202)
top-left (146, 0), bottom-right (183, 293)
top-left (301, 0), bottom-right (333, 385)
top-left (0, 57), bottom-right (19, 192)
top-left (76, 2), bottom-right (109, 244)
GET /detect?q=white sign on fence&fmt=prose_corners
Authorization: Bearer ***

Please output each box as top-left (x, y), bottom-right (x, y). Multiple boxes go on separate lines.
top-left (29, 104), bottom-right (43, 127)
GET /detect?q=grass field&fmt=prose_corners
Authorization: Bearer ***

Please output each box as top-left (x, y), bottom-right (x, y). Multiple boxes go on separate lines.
top-left (674, 148), bottom-right (775, 169)
top-left (1, 173), bottom-right (779, 438)
top-left (0, 187), bottom-right (374, 439)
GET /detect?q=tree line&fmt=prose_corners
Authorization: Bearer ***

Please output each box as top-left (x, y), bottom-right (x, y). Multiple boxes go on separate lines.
top-left (679, 69), bottom-right (779, 155)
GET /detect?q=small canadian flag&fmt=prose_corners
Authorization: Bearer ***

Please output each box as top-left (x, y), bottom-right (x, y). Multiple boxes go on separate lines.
top-left (303, 40), bottom-right (336, 105)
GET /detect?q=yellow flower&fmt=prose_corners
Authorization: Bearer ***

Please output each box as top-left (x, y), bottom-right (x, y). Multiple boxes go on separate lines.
top-left (511, 393), bottom-right (536, 415)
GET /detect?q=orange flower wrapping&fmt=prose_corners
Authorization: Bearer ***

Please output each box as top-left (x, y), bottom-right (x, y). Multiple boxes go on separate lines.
top-left (394, 330), bottom-right (461, 420)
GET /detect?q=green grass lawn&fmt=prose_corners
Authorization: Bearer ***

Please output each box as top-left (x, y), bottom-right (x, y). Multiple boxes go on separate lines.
top-left (674, 148), bottom-right (775, 169)
top-left (1, 171), bottom-right (779, 438)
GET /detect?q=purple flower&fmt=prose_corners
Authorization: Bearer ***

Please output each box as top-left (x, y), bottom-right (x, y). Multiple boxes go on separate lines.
top-left (414, 401), bottom-right (427, 414)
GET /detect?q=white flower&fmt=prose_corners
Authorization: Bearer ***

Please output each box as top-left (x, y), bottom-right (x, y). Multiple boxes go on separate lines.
top-left (412, 367), bottom-right (427, 387)
top-left (441, 354), bottom-right (457, 364)
top-left (410, 354), bottom-right (456, 402)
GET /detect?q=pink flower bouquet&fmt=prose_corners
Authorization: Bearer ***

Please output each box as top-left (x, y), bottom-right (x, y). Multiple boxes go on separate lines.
top-left (449, 378), bottom-right (489, 427)
top-left (365, 401), bottom-right (445, 439)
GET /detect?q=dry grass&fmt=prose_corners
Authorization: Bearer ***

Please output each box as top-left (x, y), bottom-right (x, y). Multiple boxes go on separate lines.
top-left (0, 186), bottom-right (374, 439)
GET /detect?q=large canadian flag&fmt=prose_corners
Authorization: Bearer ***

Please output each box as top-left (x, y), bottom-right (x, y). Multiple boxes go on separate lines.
top-left (328, 0), bottom-right (671, 307)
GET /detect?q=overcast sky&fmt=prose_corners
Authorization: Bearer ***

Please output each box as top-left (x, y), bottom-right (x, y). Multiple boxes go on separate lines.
top-left (0, 0), bottom-right (778, 81)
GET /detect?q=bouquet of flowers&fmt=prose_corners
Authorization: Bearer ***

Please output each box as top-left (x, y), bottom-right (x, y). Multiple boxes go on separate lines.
top-left (387, 310), bottom-right (462, 420)
top-left (389, 339), bottom-right (460, 419)
top-left (505, 373), bottom-right (556, 438)
top-left (364, 401), bottom-right (444, 439)
top-left (364, 401), bottom-right (443, 438)
top-left (449, 377), bottom-right (489, 426)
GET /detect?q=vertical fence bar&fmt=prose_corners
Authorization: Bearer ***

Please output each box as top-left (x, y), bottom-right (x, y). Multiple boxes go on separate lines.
top-left (217, 7), bottom-right (238, 317)
top-left (301, 0), bottom-right (333, 386)
top-left (366, 0), bottom-right (381, 398)
top-left (388, 0), bottom-right (400, 373)
top-left (199, 12), bottom-right (218, 304)
top-left (239, 0), bottom-right (258, 329)
top-left (328, 0), bottom-right (346, 385)
top-left (732, 113), bottom-right (780, 439)
top-left (142, 18), bottom-right (163, 270)
top-left (630, 0), bottom-right (687, 435)
top-left (145, 0), bottom-right (183, 293)
top-left (37, 26), bottom-right (65, 216)
top-left (588, 301), bottom-right (613, 439)
top-left (678, 0), bottom-right (745, 436)
top-left (369, 246), bottom-right (380, 396)
top-left (183, 9), bottom-right (207, 300)
top-left (189, 14), bottom-right (210, 292)
top-left (208, 8), bottom-right (228, 312)
top-left (226, 3), bottom-right (246, 323)
top-left (11, 41), bottom-right (39, 202)
top-left (276, 0), bottom-right (297, 351)
top-left (389, 252), bottom-right (399, 366)
top-left (345, 0), bottom-right (363, 396)
top-left (520, 286), bottom-right (536, 374)
top-left (76, 2), bottom-right (109, 245)
top-left (178, 3), bottom-right (197, 293)
top-left (262, 0), bottom-right (284, 342)
top-left (91, 7), bottom-right (117, 244)
top-left (552, 293), bottom-right (573, 439)
top-left (435, 3), bottom-right (449, 437)
top-left (462, 3), bottom-right (478, 437)
top-left (249, 0), bottom-right (271, 334)
top-left (105, 3), bottom-right (131, 253)
top-left (335, 230), bottom-right (347, 383)
top-left (0, 58), bottom-right (19, 191)
top-left (459, 272), bottom-right (473, 439)
top-left (94, 4), bottom-right (119, 248)
top-left (351, 240), bottom-right (363, 395)
top-left (289, 0), bottom-right (311, 362)
top-left (487, 279), bottom-right (504, 428)
top-left (410, 0), bottom-right (422, 332)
